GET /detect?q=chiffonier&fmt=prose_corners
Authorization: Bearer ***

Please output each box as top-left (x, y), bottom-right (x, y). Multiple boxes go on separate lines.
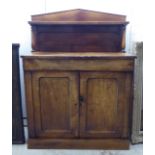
top-left (22, 9), bottom-right (136, 149)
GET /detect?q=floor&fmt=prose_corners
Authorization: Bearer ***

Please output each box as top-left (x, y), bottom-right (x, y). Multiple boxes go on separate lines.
top-left (12, 128), bottom-right (143, 155)
top-left (12, 143), bottom-right (143, 155)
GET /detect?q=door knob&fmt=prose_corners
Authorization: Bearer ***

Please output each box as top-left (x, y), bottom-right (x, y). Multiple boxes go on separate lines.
top-left (79, 96), bottom-right (84, 102)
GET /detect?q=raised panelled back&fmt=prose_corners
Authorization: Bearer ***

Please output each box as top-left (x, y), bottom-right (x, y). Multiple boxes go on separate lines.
top-left (33, 25), bottom-right (124, 52)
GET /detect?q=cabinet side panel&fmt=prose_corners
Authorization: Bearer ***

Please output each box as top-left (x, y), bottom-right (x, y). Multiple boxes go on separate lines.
top-left (123, 72), bottom-right (133, 138)
top-left (24, 71), bottom-right (36, 138)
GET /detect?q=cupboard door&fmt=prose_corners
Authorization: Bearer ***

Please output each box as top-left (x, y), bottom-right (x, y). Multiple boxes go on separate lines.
top-left (80, 72), bottom-right (132, 138)
top-left (32, 71), bottom-right (79, 138)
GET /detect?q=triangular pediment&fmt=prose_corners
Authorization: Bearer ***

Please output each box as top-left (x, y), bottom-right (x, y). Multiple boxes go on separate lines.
top-left (31, 9), bottom-right (126, 22)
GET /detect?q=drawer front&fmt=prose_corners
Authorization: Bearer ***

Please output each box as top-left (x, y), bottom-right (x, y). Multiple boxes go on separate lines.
top-left (23, 59), bottom-right (134, 71)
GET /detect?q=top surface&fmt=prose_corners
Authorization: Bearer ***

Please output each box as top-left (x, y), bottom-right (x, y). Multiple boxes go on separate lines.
top-left (21, 52), bottom-right (136, 59)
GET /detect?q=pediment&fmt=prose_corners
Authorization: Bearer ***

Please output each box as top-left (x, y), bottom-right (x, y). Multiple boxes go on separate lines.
top-left (31, 9), bottom-right (126, 22)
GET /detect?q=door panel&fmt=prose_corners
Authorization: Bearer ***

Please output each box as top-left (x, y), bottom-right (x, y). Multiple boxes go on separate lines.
top-left (80, 72), bottom-right (132, 138)
top-left (32, 72), bottom-right (79, 138)
top-left (40, 77), bottom-right (70, 131)
top-left (86, 78), bottom-right (118, 132)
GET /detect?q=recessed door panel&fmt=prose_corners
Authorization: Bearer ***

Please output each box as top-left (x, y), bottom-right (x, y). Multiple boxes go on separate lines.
top-left (86, 78), bottom-right (118, 132)
top-left (40, 77), bottom-right (70, 131)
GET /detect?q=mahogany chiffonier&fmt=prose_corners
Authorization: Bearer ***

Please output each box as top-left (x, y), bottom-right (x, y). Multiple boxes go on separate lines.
top-left (22, 9), bottom-right (136, 149)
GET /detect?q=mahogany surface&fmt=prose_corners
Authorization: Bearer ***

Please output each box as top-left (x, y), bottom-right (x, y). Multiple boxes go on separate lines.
top-left (29, 9), bottom-right (128, 52)
top-left (22, 52), bottom-right (135, 149)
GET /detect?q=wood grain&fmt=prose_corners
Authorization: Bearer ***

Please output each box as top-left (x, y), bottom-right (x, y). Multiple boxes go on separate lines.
top-left (31, 71), bottom-right (79, 138)
top-left (22, 51), bottom-right (135, 57)
top-left (36, 28), bottom-right (123, 52)
top-left (79, 72), bottom-right (131, 138)
top-left (28, 138), bottom-right (129, 149)
top-left (30, 25), bottom-right (126, 52)
top-left (31, 9), bottom-right (127, 22)
top-left (22, 51), bottom-right (135, 149)
top-left (29, 9), bottom-right (128, 52)
top-left (23, 59), bottom-right (134, 72)
top-left (24, 72), bottom-right (36, 138)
